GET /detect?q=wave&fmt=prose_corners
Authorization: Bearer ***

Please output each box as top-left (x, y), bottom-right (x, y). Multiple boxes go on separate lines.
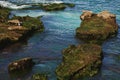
top-left (6, 0), bottom-right (63, 4)
top-left (0, 1), bottom-right (31, 9)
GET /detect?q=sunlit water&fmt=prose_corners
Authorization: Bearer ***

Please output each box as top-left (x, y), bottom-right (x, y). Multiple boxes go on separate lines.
top-left (0, 0), bottom-right (120, 80)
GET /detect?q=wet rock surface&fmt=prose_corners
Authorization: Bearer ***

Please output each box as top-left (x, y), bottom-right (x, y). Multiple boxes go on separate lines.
top-left (37, 3), bottom-right (75, 11)
top-left (0, 7), bottom-right (44, 49)
top-left (76, 11), bottom-right (118, 44)
top-left (56, 44), bottom-right (102, 80)
top-left (8, 57), bottom-right (34, 72)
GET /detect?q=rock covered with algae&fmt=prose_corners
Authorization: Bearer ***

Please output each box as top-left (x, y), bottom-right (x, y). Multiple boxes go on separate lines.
top-left (56, 44), bottom-right (102, 80)
top-left (76, 10), bottom-right (118, 44)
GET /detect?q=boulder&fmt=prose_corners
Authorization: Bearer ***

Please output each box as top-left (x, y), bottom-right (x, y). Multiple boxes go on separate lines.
top-left (56, 44), bottom-right (102, 80)
top-left (76, 11), bottom-right (118, 44)
top-left (8, 57), bottom-right (35, 72)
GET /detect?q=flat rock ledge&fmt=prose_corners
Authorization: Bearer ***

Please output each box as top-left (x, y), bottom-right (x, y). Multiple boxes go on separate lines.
top-left (36, 3), bottom-right (75, 11)
top-left (76, 10), bottom-right (118, 44)
top-left (56, 44), bottom-right (102, 80)
top-left (8, 57), bottom-right (34, 72)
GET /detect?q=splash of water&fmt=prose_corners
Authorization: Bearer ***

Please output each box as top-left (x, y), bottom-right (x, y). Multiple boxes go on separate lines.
top-left (7, 0), bottom-right (63, 4)
top-left (0, 1), bottom-right (31, 9)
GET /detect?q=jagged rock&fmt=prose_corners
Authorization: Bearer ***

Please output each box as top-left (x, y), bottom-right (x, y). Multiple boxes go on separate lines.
top-left (8, 57), bottom-right (34, 72)
top-left (76, 11), bottom-right (118, 44)
top-left (56, 44), bottom-right (102, 80)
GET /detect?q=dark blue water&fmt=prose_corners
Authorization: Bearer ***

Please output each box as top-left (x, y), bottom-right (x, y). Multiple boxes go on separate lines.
top-left (0, 0), bottom-right (120, 80)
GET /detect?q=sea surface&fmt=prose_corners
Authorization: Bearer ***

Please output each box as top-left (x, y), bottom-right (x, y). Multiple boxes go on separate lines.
top-left (0, 0), bottom-right (120, 80)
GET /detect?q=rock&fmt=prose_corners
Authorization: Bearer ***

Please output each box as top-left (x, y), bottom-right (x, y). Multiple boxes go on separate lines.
top-left (37, 3), bottom-right (75, 11)
top-left (76, 11), bottom-right (118, 44)
top-left (32, 73), bottom-right (47, 80)
top-left (8, 26), bottom-right (26, 30)
top-left (40, 3), bottom-right (66, 11)
top-left (0, 13), bottom-right (44, 49)
top-left (0, 7), bottom-right (10, 22)
top-left (65, 3), bottom-right (75, 8)
top-left (56, 44), bottom-right (102, 80)
top-left (80, 10), bottom-right (93, 20)
top-left (8, 57), bottom-right (35, 72)
top-left (97, 10), bottom-right (116, 20)
top-left (12, 16), bottom-right (44, 32)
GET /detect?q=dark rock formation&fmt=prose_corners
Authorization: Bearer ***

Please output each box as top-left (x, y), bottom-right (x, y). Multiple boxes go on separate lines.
top-left (76, 10), bottom-right (118, 44)
top-left (32, 73), bottom-right (47, 80)
top-left (56, 44), bottom-right (102, 80)
top-left (8, 57), bottom-right (34, 72)
top-left (0, 7), bottom-right (44, 49)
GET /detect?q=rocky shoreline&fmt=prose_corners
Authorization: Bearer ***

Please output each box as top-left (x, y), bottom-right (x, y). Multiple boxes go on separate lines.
top-left (0, 2), bottom-right (119, 80)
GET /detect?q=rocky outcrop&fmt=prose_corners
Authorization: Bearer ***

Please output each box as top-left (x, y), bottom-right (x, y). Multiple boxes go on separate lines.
top-left (38, 3), bottom-right (75, 11)
top-left (0, 7), bottom-right (44, 49)
top-left (76, 11), bottom-right (118, 44)
top-left (56, 44), bottom-right (102, 80)
top-left (32, 73), bottom-right (47, 80)
top-left (8, 57), bottom-right (35, 72)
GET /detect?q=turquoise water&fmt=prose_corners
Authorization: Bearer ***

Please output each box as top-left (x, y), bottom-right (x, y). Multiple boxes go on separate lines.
top-left (0, 0), bottom-right (120, 80)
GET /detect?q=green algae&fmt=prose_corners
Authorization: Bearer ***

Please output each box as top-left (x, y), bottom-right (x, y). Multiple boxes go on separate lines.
top-left (76, 15), bottom-right (118, 44)
top-left (56, 44), bottom-right (102, 80)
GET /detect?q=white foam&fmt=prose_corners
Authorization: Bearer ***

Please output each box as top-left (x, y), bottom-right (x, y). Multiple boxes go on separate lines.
top-left (0, 1), bottom-right (31, 9)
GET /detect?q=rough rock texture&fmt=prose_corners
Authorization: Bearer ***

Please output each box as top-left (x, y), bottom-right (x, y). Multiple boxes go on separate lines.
top-left (38, 3), bottom-right (75, 11)
top-left (8, 57), bottom-right (34, 72)
top-left (97, 11), bottom-right (116, 20)
top-left (76, 11), bottom-right (118, 44)
top-left (0, 7), bottom-right (10, 22)
top-left (0, 7), bottom-right (44, 49)
top-left (32, 73), bottom-right (47, 80)
top-left (80, 10), bottom-right (93, 20)
top-left (56, 44), bottom-right (102, 80)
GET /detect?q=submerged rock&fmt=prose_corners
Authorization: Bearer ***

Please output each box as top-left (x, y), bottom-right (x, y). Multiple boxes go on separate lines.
top-left (76, 11), bottom-right (118, 44)
top-left (8, 57), bottom-right (34, 72)
top-left (32, 73), bottom-right (47, 80)
top-left (56, 44), bottom-right (102, 80)
top-left (38, 3), bottom-right (75, 11)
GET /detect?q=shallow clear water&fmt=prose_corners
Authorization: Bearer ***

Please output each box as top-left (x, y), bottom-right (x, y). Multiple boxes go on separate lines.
top-left (0, 0), bottom-right (120, 80)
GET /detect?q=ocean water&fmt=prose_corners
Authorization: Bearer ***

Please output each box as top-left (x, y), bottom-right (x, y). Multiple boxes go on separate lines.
top-left (0, 0), bottom-right (120, 80)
